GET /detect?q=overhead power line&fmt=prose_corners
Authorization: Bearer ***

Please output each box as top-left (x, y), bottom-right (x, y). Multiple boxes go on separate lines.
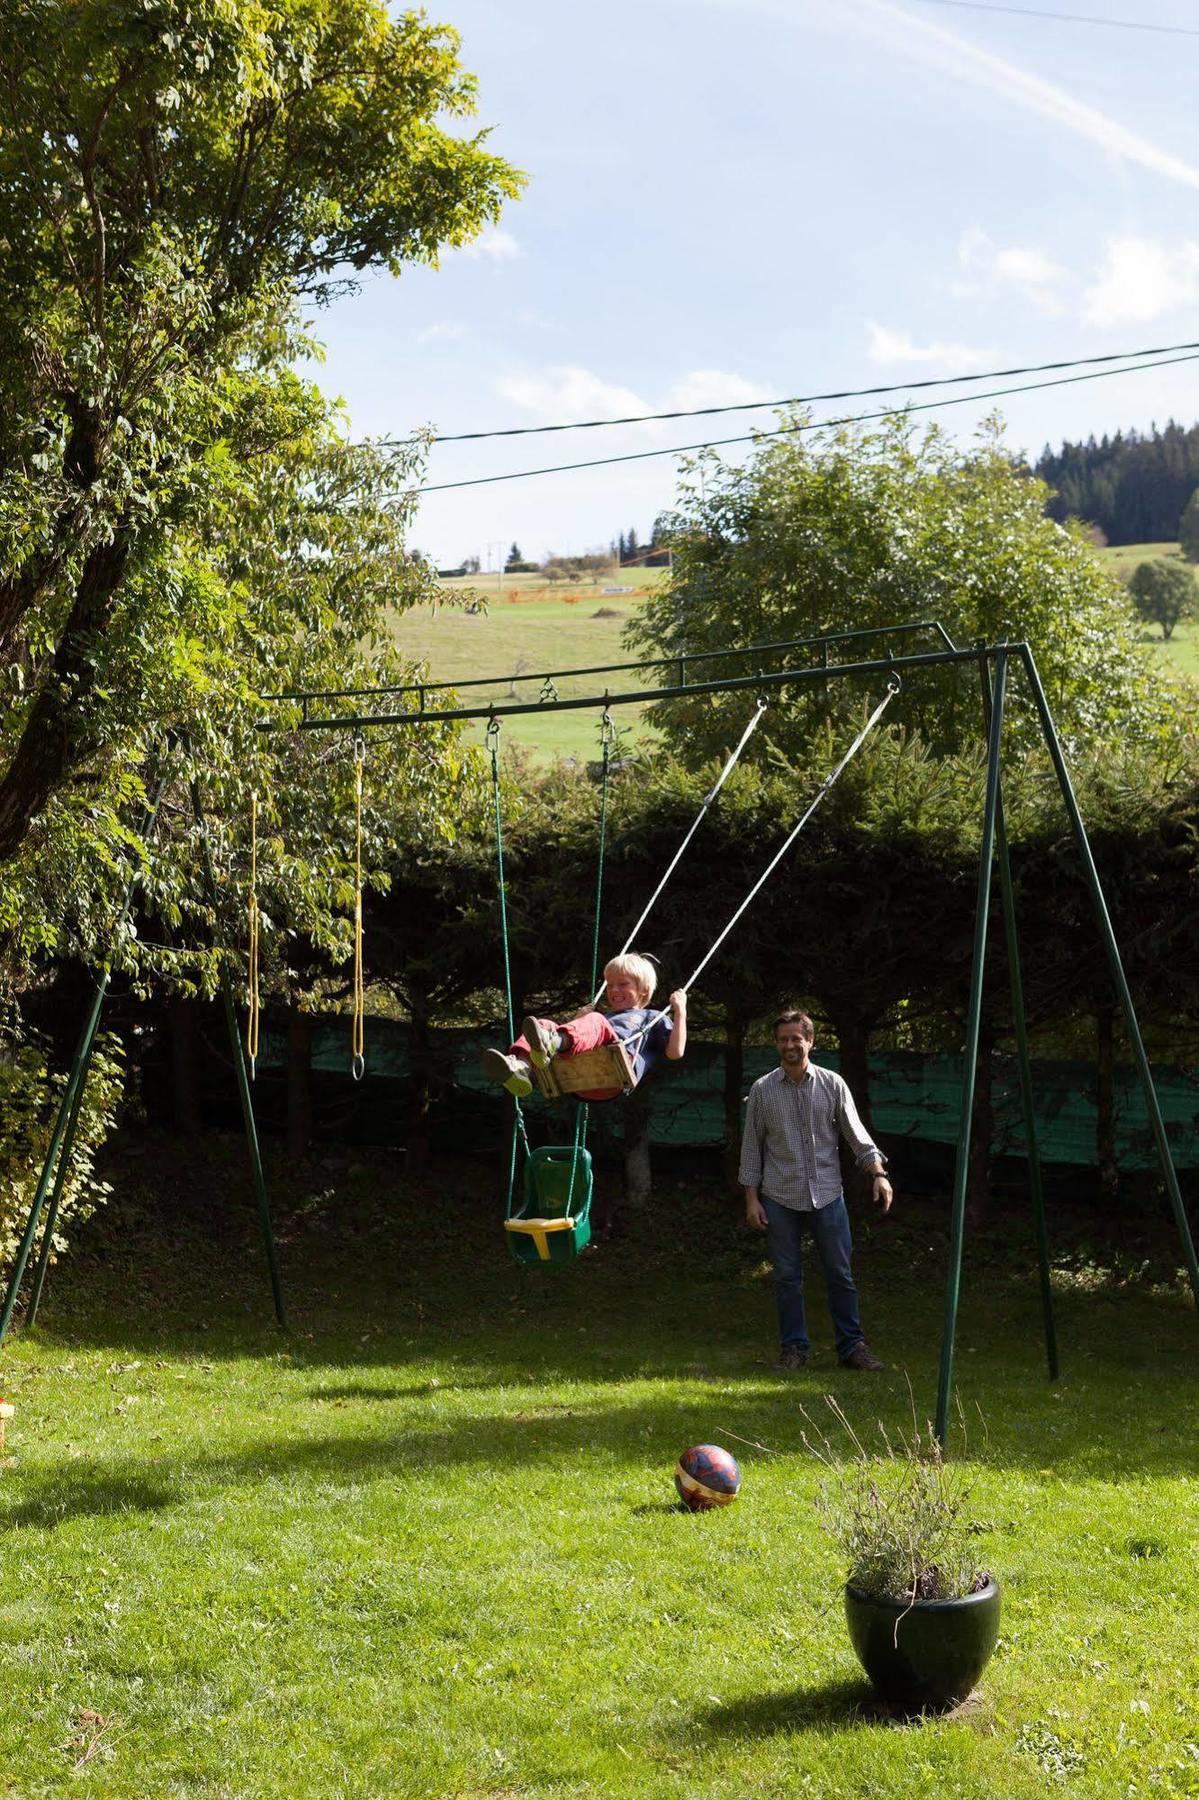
top-left (399, 350), bottom-right (1199, 495)
top-left (914, 0), bottom-right (1199, 35)
top-left (388, 337), bottom-right (1199, 446)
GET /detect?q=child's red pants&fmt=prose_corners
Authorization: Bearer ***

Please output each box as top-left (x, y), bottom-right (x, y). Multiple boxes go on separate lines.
top-left (511, 1011), bottom-right (622, 1101)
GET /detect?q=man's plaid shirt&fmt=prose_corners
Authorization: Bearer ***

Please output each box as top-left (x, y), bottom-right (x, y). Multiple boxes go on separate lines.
top-left (738, 1062), bottom-right (884, 1211)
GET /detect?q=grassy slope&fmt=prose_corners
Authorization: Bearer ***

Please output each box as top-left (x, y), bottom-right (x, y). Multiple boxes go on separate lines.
top-left (1, 1145), bottom-right (1196, 1798)
top-left (388, 552), bottom-right (1197, 764)
top-left (387, 571), bottom-right (669, 762)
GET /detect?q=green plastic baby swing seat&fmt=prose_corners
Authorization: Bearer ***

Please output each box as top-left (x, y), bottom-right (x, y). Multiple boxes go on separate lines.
top-left (504, 1144), bottom-right (593, 1267)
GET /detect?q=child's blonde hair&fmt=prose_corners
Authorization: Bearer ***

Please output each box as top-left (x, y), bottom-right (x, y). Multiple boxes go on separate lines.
top-left (604, 952), bottom-right (657, 1003)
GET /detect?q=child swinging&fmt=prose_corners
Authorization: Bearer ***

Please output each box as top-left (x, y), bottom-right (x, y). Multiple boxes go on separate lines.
top-left (480, 952), bottom-right (687, 1103)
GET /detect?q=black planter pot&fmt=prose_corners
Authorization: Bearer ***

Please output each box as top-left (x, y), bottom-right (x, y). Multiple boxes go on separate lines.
top-left (844, 1578), bottom-right (1001, 1710)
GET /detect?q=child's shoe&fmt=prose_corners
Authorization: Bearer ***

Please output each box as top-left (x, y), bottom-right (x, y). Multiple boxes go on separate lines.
top-left (479, 1048), bottom-right (533, 1098)
top-left (520, 1017), bottom-right (562, 1068)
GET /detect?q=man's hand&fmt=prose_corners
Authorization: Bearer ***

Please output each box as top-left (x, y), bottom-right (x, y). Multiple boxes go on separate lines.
top-left (745, 1192), bottom-right (768, 1231)
top-left (871, 1172), bottom-right (894, 1214)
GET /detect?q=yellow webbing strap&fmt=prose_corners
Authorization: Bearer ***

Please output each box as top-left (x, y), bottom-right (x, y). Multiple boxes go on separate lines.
top-left (246, 791), bottom-right (260, 1079)
top-left (504, 1216), bottom-right (577, 1261)
top-left (351, 738), bottom-right (365, 1080)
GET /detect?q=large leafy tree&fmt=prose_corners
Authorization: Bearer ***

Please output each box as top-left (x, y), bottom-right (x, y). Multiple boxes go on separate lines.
top-left (628, 414), bottom-right (1180, 767)
top-left (0, 0), bottom-right (522, 865)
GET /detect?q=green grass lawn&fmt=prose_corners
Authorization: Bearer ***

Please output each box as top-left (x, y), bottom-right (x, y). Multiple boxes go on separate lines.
top-left (2, 1144), bottom-right (1197, 1797)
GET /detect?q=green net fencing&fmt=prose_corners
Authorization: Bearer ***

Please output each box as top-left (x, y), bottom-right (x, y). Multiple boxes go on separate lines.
top-left (253, 1020), bottom-right (1199, 1168)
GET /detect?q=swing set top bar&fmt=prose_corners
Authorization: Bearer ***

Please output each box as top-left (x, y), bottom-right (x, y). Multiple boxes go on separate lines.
top-left (261, 619), bottom-right (958, 710)
top-left (263, 639), bottom-right (1019, 733)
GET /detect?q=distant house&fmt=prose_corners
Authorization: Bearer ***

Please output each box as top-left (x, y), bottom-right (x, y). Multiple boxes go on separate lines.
top-left (437, 565), bottom-right (467, 579)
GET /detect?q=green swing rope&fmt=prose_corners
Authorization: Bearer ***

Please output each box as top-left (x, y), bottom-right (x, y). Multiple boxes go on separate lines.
top-left (489, 710), bottom-right (614, 1225)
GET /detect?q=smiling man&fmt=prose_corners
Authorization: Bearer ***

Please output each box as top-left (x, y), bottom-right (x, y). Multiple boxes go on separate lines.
top-left (740, 1009), bottom-right (893, 1372)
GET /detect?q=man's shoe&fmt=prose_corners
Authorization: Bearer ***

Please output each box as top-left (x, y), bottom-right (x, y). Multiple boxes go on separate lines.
top-left (520, 1016), bottom-right (563, 1069)
top-left (840, 1342), bottom-right (884, 1372)
top-left (776, 1344), bottom-right (809, 1371)
top-left (479, 1048), bottom-right (533, 1098)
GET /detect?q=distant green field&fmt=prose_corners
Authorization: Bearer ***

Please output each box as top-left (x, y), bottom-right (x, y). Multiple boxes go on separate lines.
top-left (387, 572), bottom-right (669, 760)
top-left (1098, 541), bottom-right (1199, 680)
top-left (386, 549), bottom-right (1197, 761)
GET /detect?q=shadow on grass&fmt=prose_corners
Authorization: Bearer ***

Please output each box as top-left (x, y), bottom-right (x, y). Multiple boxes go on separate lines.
top-left (701, 1676), bottom-right (877, 1736)
top-left (13, 1145), bottom-right (1199, 1487)
top-left (4, 1475), bottom-right (175, 1530)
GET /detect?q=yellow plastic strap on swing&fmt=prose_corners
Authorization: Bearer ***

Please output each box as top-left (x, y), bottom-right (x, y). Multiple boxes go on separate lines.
top-left (352, 740), bottom-right (366, 1079)
top-left (503, 1216), bottom-right (578, 1261)
top-left (247, 791), bottom-right (260, 1076)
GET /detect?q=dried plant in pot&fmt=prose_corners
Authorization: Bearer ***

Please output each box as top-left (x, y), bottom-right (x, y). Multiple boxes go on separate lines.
top-left (802, 1394), bottom-right (1001, 1712)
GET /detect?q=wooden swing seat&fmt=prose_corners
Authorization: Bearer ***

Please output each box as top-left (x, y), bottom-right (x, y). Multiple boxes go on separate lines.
top-left (530, 1040), bottom-right (636, 1100)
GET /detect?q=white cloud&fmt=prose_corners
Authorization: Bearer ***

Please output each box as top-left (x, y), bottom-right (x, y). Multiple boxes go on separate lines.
top-left (496, 365), bottom-right (651, 425)
top-left (1083, 237), bottom-right (1199, 326)
top-left (492, 365), bottom-right (773, 443)
top-left (417, 322), bottom-right (469, 345)
top-left (665, 369), bottom-right (773, 411)
top-left (846, 0), bottom-right (1199, 193)
top-left (955, 228), bottom-right (1066, 313)
top-left (462, 227), bottom-right (523, 262)
top-left (866, 322), bottom-right (993, 369)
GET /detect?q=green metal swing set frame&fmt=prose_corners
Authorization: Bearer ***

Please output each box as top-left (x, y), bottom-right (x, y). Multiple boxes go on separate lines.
top-left (3, 622), bottom-right (1195, 1447)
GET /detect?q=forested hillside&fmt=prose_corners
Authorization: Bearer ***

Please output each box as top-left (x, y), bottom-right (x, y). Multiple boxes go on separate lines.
top-left (1035, 421), bottom-right (1199, 545)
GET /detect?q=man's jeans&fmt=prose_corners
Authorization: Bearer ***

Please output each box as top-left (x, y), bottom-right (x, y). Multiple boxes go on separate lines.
top-left (761, 1194), bottom-right (863, 1361)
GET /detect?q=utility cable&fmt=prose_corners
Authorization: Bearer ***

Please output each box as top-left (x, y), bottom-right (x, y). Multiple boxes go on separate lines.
top-left (385, 336), bottom-right (1199, 446)
top-left (400, 348), bottom-right (1199, 495)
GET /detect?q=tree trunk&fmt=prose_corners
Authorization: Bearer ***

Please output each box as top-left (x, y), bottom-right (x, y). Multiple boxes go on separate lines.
top-left (835, 1015), bottom-right (874, 1130)
top-left (832, 1012), bottom-right (874, 1203)
top-left (1096, 1005), bottom-right (1119, 1204)
top-left (965, 1020), bottom-right (994, 1230)
top-left (0, 527), bottom-right (131, 861)
top-left (406, 1010), bottom-right (432, 1167)
top-left (622, 1078), bottom-right (653, 1211)
top-left (722, 1005), bottom-right (745, 1196)
top-left (286, 1007), bottom-right (314, 1166)
top-left (169, 997), bottom-right (203, 1137)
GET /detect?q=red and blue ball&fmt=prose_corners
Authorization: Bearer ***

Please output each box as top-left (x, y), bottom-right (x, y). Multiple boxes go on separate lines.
top-left (674, 1443), bottom-right (741, 1511)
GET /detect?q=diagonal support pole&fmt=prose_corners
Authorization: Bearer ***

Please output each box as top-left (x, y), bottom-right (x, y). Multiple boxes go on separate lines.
top-left (1018, 647), bottom-right (1199, 1312)
top-left (980, 661), bottom-right (1058, 1383)
top-left (935, 648), bottom-right (1009, 1446)
top-left (191, 778), bottom-right (287, 1327)
top-left (0, 769), bottom-right (169, 1347)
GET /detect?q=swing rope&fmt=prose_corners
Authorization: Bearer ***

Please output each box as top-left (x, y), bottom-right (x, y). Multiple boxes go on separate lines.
top-left (489, 709), bottom-right (613, 1224)
top-left (620, 676), bottom-right (901, 1054)
top-left (489, 719), bottom-right (529, 1220)
top-left (565, 708), bottom-right (614, 1214)
top-left (246, 790), bottom-right (260, 1080)
top-left (593, 693), bottom-right (768, 1003)
top-left (351, 737), bottom-right (366, 1081)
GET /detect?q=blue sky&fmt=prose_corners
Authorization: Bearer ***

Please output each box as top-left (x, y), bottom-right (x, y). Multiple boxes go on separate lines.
top-left (313, 0), bottom-right (1199, 567)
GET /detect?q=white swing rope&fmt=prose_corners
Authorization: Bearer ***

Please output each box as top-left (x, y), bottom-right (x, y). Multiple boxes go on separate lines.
top-left (619, 676), bottom-right (901, 1055)
top-left (591, 694), bottom-right (770, 1005)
